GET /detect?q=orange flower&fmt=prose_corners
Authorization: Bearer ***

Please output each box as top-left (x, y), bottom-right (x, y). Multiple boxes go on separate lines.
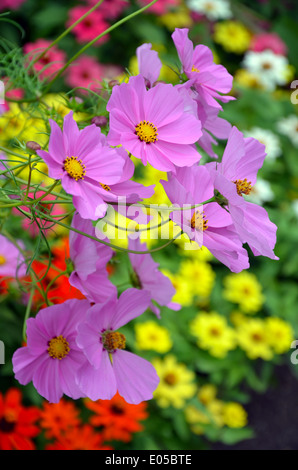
top-left (40, 399), bottom-right (81, 440)
top-left (85, 393), bottom-right (148, 443)
top-left (0, 388), bottom-right (40, 450)
top-left (45, 424), bottom-right (112, 450)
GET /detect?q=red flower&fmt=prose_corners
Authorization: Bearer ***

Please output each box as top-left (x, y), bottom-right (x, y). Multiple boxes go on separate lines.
top-left (0, 388), bottom-right (40, 450)
top-left (46, 425), bottom-right (112, 450)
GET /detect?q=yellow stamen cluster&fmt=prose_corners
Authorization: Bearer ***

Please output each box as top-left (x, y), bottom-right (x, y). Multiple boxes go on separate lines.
top-left (0, 255), bottom-right (6, 266)
top-left (63, 156), bottom-right (86, 181)
top-left (102, 331), bottom-right (126, 353)
top-left (191, 211), bottom-right (208, 231)
top-left (191, 65), bottom-right (200, 73)
top-left (100, 183), bottom-right (111, 192)
top-left (234, 178), bottom-right (252, 196)
top-left (48, 335), bottom-right (70, 360)
top-left (135, 121), bottom-right (158, 143)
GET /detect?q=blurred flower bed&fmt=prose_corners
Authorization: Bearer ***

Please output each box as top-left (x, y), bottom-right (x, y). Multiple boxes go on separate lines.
top-left (0, 0), bottom-right (298, 451)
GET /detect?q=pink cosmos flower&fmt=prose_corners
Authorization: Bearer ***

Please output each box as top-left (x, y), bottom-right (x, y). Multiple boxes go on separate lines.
top-left (137, 0), bottom-right (180, 15)
top-left (37, 111), bottom-right (125, 220)
top-left (128, 238), bottom-right (180, 317)
top-left (67, 6), bottom-right (109, 45)
top-left (250, 33), bottom-right (288, 56)
top-left (12, 300), bottom-right (89, 403)
top-left (136, 43), bottom-right (162, 88)
top-left (0, 0), bottom-right (26, 11)
top-left (161, 166), bottom-right (250, 273)
top-left (69, 213), bottom-right (117, 304)
top-left (107, 74), bottom-right (202, 172)
top-left (24, 39), bottom-right (66, 81)
top-left (76, 289), bottom-right (160, 404)
top-left (86, 0), bottom-right (128, 19)
top-left (0, 234), bottom-right (26, 278)
top-left (206, 126), bottom-right (278, 260)
top-left (172, 28), bottom-right (234, 109)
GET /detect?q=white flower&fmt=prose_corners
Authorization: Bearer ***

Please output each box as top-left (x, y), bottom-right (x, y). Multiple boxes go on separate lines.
top-left (245, 179), bottom-right (274, 205)
top-left (187, 0), bottom-right (232, 20)
top-left (276, 115), bottom-right (298, 147)
top-left (244, 127), bottom-right (282, 160)
top-left (242, 50), bottom-right (289, 91)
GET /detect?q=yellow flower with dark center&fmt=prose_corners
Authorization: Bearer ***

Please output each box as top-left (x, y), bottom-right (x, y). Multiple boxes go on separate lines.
top-left (222, 402), bottom-right (248, 428)
top-left (223, 272), bottom-right (265, 313)
top-left (135, 321), bottom-right (173, 354)
top-left (179, 259), bottom-right (215, 299)
top-left (237, 318), bottom-right (273, 360)
top-left (266, 317), bottom-right (294, 354)
top-left (213, 21), bottom-right (252, 54)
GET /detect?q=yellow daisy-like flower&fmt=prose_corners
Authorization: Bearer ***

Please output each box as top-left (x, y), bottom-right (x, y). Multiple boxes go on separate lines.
top-left (185, 405), bottom-right (210, 435)
top-left (198, 384), bottom-right (217, 406)
top-left (266, 317), bottom-right (294, 355)
top-left (222, 402), bottom-right (248, 428)
top-left (158, 6), bottom-right (193, 32)
top-left (135, 321), bottom-right (173, 354)
top-left (237, 318), bottom-right (273, 360)
top-left (207, 399), bottom-right (225, 427)
top-left (162, 269), bottom-right (194, 307)
top-left (152, 355), bottom-right (197, 408)
top-left (190, 311), bottom-right (237, 358)
top-left (179, 259), bottom-right (215, 299)
top-left (234, 69), bottom-right (264, 89)
top-left (223, 272), bottom-right (265, 314)
top-left (213, 21), bottom-right (252, 54)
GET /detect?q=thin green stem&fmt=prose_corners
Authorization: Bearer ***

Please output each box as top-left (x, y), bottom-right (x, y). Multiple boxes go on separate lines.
top-left (22, 286), bottom-right (35, 341)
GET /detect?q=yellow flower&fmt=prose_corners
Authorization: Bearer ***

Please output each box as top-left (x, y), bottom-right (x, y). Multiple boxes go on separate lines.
top-left (234, 69), bottom-right (264, 89)
top-left (159, 7), bottom-right (193, 31)
top-left (179, 259), bottom-right (215, 298)
top-left (190, 311), bottom-right (237, 358)
top-left (266, 317), bottom-right (294, 354)
top-left (152, 355), bottom-right (197, 408)
top-left (185, 405), bottom-right (210, 435)
top-left (207, 399), bottom-right (225, 427)
top-left (213, 21), bottom-right (252, 54)
top-left (223, 272), bottom-right (265, 314)
top-left (222, 402), bottom-right (248, 428)
top-left (198, 384), bottom-right (217, 406)
top-left (237, 318), bottom-right (273, 360)
top-left (162, 269), bottom-right (194, 307)
top-left (135, 321), bottom-right (173, 354)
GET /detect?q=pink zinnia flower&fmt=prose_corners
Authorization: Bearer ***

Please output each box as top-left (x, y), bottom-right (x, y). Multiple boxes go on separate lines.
top-left (107, 74), bottom-right (202, 172)
top-left (12, 300), bottom-right (89, 403)
top-left (161, 166), bottom-right (250, 273)
top-left (128, 238), bottom-right (180, 317)
top-left (37, 111), bottom-right (125, 220)
top-left (76, 289), bottom-right (160, 404)
top-left (24, 39), bottom-right (66, 81)
top-left (86, 0), bottom-right (128, 20)
top-left (172, 28), bottom-right (234, 109)
top-left (69, 213), bottom-right (117, 304)
top-left (138, 0), bottom-right (180, 15)
top-left (67, 6), bottom-right (109, 45)
top-left (250, 33), bottom-right (288, 56)
top-left (206, 126), bottom-right (278, 260)
top-left (66, 55), bottom-right (105, 92)
top-left (0, 234), bottom-right (26, 278)
top-left (136, 43), bottom-right (162, 88)
top-left (0, 0), bottom-right (26, 11)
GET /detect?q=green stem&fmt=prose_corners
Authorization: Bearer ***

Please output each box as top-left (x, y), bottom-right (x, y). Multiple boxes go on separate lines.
top-left (22, 286), bottom-right (35, 341)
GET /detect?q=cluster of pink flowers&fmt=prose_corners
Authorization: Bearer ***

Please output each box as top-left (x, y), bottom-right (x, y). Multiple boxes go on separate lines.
top-left (12, 28), bottom-right (278, 404)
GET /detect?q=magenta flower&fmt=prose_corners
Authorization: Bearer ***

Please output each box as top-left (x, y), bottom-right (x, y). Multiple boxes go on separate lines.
top-left (67, 6), bottom-right (109, 45)
top-left (0, 234), bottom-right (26, 278)
top-left (66, 55), bottom-right (105, 92)
top-left (87, 0), bottom-right (128, 20)
top-left (69, 213), bottom-right (117, 304)
top-left (12, 300), bottom-right (89, 403)
top-left (76, 289), bottom-right (160, 404)
top-left (24, 39), bottom-right (66, 81)
top-left (37, 111), bottom-right (125, 220)
top-left (136, 43), bottom-right (162, 88)
top-left (249, 33), bottom-right (287, 56)
top-left (207, 126), bottom-right (278, 260)
top-left (137, 0), bottom-right (180, 15)
top-left (107, 74), bottom-right (202, 172)
top-left (161, 166), bottom-right (250, 273)
top-left (0, 0), bottom-right (26, 12)
top-left (128, 238), bottom-right (180, 317)
top-left (172, 28), bottom-right (234, 109)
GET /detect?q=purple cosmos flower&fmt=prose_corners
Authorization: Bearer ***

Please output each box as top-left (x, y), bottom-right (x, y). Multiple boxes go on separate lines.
top-left (107, 74), bottom-right (202, 172)
top-left (37, 111), bottom-right (125, 220)
top-left (128, 237), bottom-right (180, 317)
top-left (76, 289), bottom-right (160, 404)
top-left (68, 212), bottom-right (117, 304)
top-left (12, 300), bottom-right (89, 403)
top-left (136, 43), bottom-right (162, 88)
top-left (206, 126), bottom-right (278, 260)
top-left (172, 28), bottom-right (234, 109)
top-left (161, 165), bottom-right (250, 273)
top-left (0, 234), bottom-right (26, 278)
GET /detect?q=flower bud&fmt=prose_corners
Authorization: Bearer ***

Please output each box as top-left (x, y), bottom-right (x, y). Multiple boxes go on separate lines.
top-left (26, 141), bottom-right (41, 151)
top-left (91, 116), bottom-right (108, 128)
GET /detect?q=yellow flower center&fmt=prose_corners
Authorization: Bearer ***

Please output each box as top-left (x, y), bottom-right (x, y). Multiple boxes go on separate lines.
top-left (63, 156), bottom-right (86, 181)
top-left (234, 178), bottom-right (253, 196)
top-left (48, 335), bottom-right (70, 360)
top-left (164, 372), bottom-right (178, 386)
top-left (191, 65), bottom-right (200, 73)
top-left (191, 211), bottom-right (208, 231)
top-left (100, 183), bottom-right (111, 191)
top-left (135, 121), bottom-right (158, 143)
top-left (102, 331), bottom-right (126, 353)
top-left (0, 255), bottom-right (6, 266)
